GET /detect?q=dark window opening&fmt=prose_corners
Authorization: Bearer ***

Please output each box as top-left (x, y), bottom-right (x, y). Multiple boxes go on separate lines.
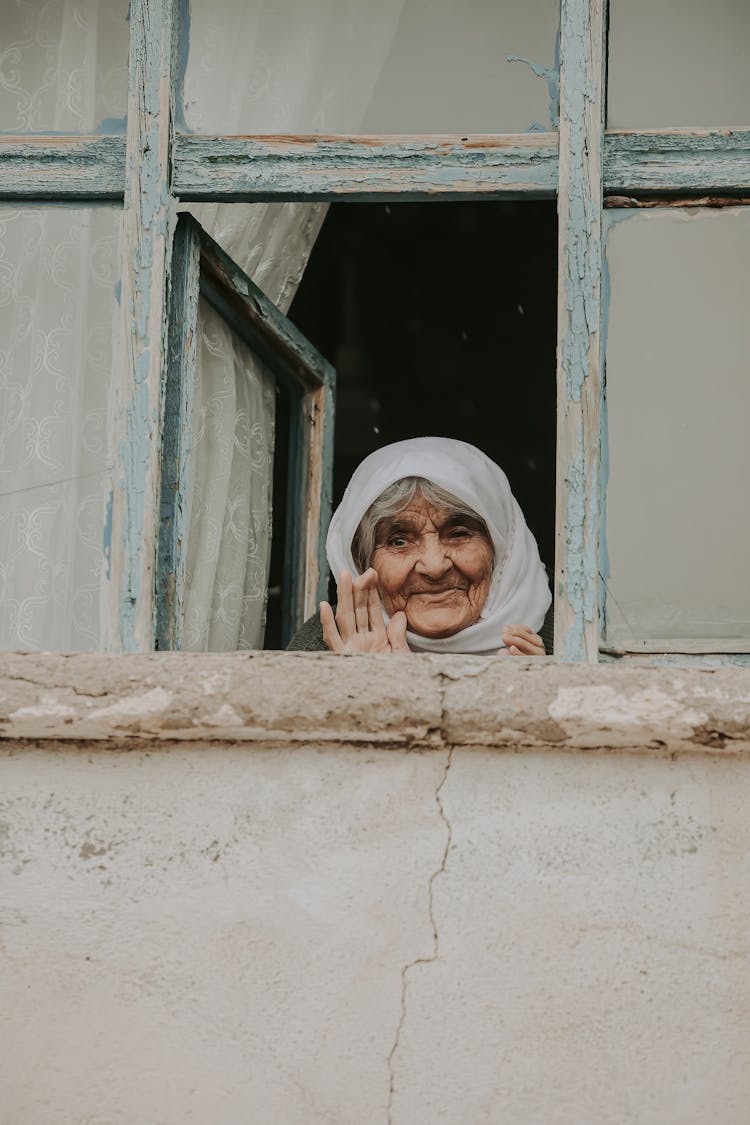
top-left (265, 200), bottom-right (557, 649)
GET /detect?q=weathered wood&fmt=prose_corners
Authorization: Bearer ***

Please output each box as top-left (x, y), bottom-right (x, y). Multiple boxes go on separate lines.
top-left (554, 0), bottom-right (606, 662)
top-left (197, 225), bottom-right (334, 393)
top-left (173, 133), bottom-right (559, 201)
top-left (3, 128), bottom-right (749, 204)
top-left (104, 0), bottom-right (177, 651)
top-left (605, 194), bottom-right (750, 209)
top-left (155, 216), bottom-right (201, 650)
top-left (309, 378), bottom-right (335, 616)
top-left (187, 216), bottom-right (335, 640)
top-left (0, 135), bottom-right (126, 198)
top-left (605, 129), bottom-right (750, 195)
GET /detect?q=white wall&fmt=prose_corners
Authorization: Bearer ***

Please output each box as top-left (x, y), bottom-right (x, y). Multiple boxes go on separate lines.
top-left (3, 653), bottom-right (750, 1124)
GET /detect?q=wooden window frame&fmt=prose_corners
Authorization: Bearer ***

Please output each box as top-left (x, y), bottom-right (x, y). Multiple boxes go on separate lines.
top-left (155, 214), bottom-right (335, 649)
top-left (2, 0), bottom-right (750, 659)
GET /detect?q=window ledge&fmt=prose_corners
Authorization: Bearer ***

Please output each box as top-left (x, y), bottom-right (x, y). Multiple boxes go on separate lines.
top-left (2, 652), bottom-right (750, 755)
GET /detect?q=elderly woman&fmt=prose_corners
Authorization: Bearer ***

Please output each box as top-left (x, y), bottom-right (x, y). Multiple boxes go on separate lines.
top-left (288, 437), bottom-right (553, 655)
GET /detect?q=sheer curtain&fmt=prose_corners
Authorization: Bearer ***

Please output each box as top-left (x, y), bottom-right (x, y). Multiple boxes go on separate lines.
top-left (0, 0), bottom-right (127, 651)
top-left (0, 0), bottom-right (406, 650)
top-left (180, 0), bottom-right (407, 649)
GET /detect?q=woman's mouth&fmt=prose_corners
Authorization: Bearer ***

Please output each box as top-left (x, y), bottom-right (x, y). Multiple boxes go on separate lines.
top-left (408, 587), bottom-right (467, 600)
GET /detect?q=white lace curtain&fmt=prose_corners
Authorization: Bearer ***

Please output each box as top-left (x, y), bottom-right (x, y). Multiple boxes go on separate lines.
top-left (0, 0), bottom-right (127, 651)
top-left (0, 0), bottom-right (406, 650)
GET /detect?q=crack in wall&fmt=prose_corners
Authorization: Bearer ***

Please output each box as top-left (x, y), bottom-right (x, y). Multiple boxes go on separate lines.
top-left (387, 675), bottom-right (453, 1124)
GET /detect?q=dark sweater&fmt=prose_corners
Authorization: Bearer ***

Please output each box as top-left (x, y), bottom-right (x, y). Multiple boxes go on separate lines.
top-left (288, 602), bottom-right (555, 653)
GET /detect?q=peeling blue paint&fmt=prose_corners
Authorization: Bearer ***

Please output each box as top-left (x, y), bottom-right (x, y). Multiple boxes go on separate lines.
top-left (6, 130), bottom-right (750, 202)
top-left (563, 423), bottom-right (599, 662)
top-left (117, 0), bottom-right (177, 651)
top-left (173, 134), bottom-right (559, 201)
top-left (173, 0), bottom-right (192, 133)
top-left (598, 208), bottom-right (635, 645)
top-left (96, 115), bottom-right (128, 135)
top-left (557, 0), bottom-right (605, 663)
top-left (605, 129), bottom-right (750, 194)
top-left (599, 214), bottom-right (613, 642)
top-left (0, 136), bottom-right (126, 198)
top-left (507, 26), bottom-right (560, 129)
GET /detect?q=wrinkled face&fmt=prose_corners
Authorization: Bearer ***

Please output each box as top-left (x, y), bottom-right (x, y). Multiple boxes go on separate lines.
top-left (371, 494), bottom-right (494, 638)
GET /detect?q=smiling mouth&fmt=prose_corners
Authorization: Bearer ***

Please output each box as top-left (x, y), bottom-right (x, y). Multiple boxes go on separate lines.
top-left (409, 588), bottom-right (467, 600)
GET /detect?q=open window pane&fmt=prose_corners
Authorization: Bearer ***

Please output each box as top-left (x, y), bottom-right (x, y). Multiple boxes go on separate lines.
top-left (159, 215), bottom-right (335, 651)
top-left (603, 208), bottom-right (750, 648)
top-left (290, 200), bottom-right (557, 573)
top-left (0, 204), bottom-right (122, 650)
top-left (181, 297), bottom-right (276, 651)
top-left (608, 0), bottom-right (750, 128)
top-left (182, 0), bottom-right (559, 135)
top-left (1, 0), bottom-right (130, 132)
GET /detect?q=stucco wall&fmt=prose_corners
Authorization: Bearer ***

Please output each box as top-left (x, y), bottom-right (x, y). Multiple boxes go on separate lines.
top-left (3, 653), bottom-right (750, 1124)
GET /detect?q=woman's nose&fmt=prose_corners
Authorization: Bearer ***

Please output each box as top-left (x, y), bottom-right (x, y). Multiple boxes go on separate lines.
top-left (415, 536), bottom-right (452, 577)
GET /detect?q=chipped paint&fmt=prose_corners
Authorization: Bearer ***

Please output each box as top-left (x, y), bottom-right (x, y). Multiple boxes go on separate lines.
top-left (110, 0), bottom-right (177, 651)
top-left (155, 216), bottom-right (200, 650)
top-left (173, 0), bottom-right (192, 133)
top-left (548, 684), bottom-right (709, 740)
top-left (96, 116), bottom-right (127, 136)
top-left (3, 129), bottom-right (750, 203)
top-left (0, 135), bottom-right (126, 199)
top-left (173, 134), bottom-right (559, 202)
top-left (598, 208), bottom-right (635, 646)
top-left (605, 128), bottom-right (750, 195)
top-left (88, 686), bottom-right (174, 721)
top-left (554, 0), bottom-right (606, 662)
top-left (507, 26), bottom-right (560, 129)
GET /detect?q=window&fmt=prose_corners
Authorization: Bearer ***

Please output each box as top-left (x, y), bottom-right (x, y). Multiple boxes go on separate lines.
top-left (156, 215), bottom-right (334, 649)
top-left (2, 0), bottom-right (749, 661)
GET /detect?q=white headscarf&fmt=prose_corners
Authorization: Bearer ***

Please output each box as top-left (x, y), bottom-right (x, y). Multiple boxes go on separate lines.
top-left (326, 437), bottom-right (552, 655)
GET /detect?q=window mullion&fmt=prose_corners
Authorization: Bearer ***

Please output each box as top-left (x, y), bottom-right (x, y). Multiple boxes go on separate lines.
top-left (155, 217), bottom-right (201, 651)
top-left (0, 136), bottom-right (125, 200)
top-left (554, 0), bottom-right (607, 662)
top-left (104, 0), bottom-right (178, 651)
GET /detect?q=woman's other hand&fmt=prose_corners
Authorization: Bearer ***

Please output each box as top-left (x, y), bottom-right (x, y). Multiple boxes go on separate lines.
top-left (321, 569), bottom-right (410, 653)
top-left (499, 624), bottom-right (545, 656)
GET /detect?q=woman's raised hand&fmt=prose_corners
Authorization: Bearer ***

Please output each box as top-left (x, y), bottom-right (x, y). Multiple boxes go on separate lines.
top-left (321, 569), bottom-right (410, 654)
top-left (500, 624), bottom-right (546, 656)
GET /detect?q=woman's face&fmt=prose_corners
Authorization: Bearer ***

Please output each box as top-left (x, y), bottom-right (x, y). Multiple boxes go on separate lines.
top-left (371, 493), bottom-right (494, 638)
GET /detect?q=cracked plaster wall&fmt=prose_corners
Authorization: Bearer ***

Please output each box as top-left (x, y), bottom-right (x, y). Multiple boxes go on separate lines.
top-left (3, 653), bottom-right (750, 1123)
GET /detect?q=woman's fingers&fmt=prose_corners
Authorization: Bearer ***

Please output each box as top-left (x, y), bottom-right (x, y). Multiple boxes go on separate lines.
top-left (501, 624), bottom-right (545, 656)
top-left (366, 578), bottom-right (387, 634)
top-left (353, 568), bottom-right (377, 633)
top-left (387, 611), bottom-right (410, 652)
top-left (320, 601), bottom-right (344, 652)
top-left (335, 570), bottom-right (356, 640)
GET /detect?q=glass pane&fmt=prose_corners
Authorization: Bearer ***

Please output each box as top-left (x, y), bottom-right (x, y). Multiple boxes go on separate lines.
top-left (182, 0), bottom-right (560, 134)
top-left (0, 204), bottom-right (122, 650)
top-left (182, 297), bottom-right (275, 652)
top-left (0, 0), bottom-right (129, 132)
top-left (608, 0), bottom-right (750, 128)
top-left (603, 208), bottom-right (750, 644)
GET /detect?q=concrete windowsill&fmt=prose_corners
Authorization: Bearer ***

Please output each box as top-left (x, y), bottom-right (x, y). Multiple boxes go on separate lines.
top-left (2, 651), bottom-right (750, 753)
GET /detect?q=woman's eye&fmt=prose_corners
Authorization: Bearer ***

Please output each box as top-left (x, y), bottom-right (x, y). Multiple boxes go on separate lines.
top-left (448, 528), bottom-right (470, 539)
top-left (389, 535), bottom-right (408, 548)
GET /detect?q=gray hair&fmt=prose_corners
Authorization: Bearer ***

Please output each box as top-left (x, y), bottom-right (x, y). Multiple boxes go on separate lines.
top-left (352, 476), bottom-right (492, 571)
